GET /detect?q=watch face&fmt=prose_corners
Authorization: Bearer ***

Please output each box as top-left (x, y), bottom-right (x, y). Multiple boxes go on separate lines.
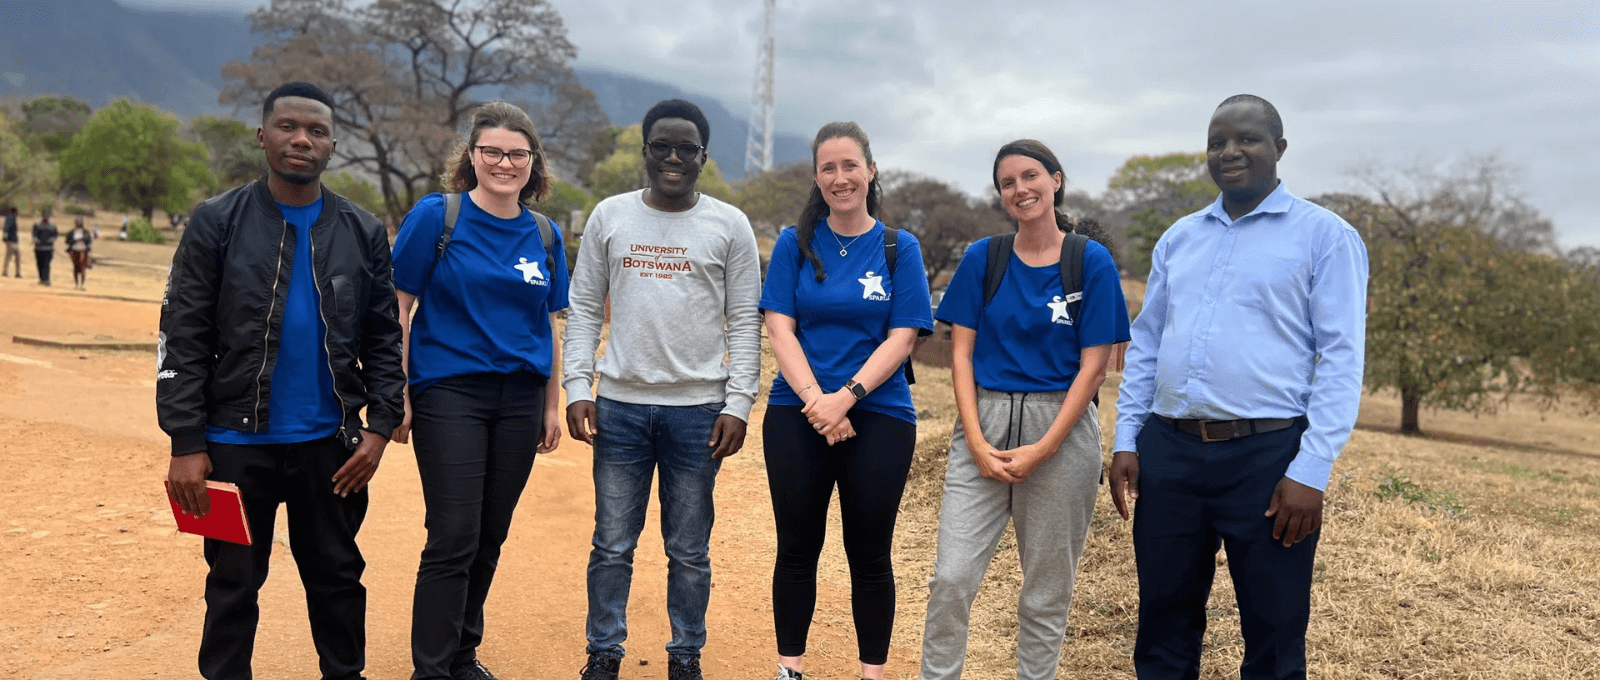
top-left (848, 381), bottom-right (867, 400)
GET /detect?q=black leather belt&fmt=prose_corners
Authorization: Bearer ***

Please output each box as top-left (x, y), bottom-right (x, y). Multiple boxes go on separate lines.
top-left (1157, 415), bottom-right (1297, 443)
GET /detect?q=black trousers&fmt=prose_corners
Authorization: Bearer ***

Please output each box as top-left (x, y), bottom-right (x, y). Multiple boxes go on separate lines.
top-left (201, 435), bottom-right (369, 680)
top-left (763, 405), bottom-right (916, 665)
top-left (1132, 415), bottom-right (1317, 680)
top-left (34, 250), bottom-right (50, 283)
top-left (409, 371), bottom-right (546, 679)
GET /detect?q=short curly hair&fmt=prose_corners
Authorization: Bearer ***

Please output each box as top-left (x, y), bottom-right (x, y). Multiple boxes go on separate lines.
top-left (642, 99), bottom-right (710, 147)
top-left (440, 101), bottom-right (554, 204)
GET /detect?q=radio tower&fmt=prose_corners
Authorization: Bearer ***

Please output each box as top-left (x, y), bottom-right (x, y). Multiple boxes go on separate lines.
top-left (743, 0), bottom-right (776, 175)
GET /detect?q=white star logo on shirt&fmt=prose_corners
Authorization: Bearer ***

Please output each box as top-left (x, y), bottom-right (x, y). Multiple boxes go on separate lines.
top-left (1048, 295), bottom-right (1072, 324)
top-left (514, 257), bottom-right (544, 284)
top-left (859, 271), bottom-right (886, 299)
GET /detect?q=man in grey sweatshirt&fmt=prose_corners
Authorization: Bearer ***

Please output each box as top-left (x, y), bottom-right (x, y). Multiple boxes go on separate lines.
top-left (565, 99), bottom-right (763, 680)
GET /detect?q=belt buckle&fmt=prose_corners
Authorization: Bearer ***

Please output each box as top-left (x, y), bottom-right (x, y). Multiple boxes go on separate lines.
top-left (1197, 420), bottom-right (1227, 443)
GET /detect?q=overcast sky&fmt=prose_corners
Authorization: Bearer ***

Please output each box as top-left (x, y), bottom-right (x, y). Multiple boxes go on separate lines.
top-left (127, 0), bottom-right (1600, 248)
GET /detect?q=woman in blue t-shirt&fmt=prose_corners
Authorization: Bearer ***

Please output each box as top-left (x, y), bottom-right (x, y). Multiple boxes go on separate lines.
top-left (760, 122), bottom-right (934, 680)
top-left (919, 140), bottom-right (1131, 680)
top-left (389, 102), bottom-right (570, 680)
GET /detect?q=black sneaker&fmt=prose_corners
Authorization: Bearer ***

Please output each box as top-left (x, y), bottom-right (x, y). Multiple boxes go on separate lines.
top-left (452, 660), bottom-right (498, 680)
top-left (667, 656), bottom-right (703, 680)
top-left (579, 654), bottom-right (621, 680)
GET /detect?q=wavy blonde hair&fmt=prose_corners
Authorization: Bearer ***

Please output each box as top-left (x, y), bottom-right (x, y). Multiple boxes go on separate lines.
top-left (441, 101), bottom-right (554, 204)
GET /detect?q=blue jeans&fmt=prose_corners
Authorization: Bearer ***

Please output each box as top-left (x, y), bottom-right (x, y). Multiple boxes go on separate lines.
top-left (585, 397), bottom-right (724, 659)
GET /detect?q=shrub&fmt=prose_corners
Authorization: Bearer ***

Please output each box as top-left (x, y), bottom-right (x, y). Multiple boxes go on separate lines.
top-left (62, 203), bottom-right (95, 217)
top-left (126, 216), bottom-right (166, 244)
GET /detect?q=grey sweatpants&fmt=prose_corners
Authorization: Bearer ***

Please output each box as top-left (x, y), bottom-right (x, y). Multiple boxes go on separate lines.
top-left (920, 388), bottom-right (1102, 680)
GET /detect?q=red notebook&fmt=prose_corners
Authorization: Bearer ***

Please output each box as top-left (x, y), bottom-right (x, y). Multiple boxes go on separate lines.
top-left (164, 480), bottom-right (253, 545)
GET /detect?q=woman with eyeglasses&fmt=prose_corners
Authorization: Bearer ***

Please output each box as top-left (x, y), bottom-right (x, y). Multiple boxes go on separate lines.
top-left (759, 121), bottom-right (933, 680)
top-left (919, 140), bottom-right (1129, 680)
top-left (390, 101), bottom-right (569, 680)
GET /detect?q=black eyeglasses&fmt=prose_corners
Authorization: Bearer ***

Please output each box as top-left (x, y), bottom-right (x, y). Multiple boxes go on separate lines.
top-left (644, 141), bottom-right (704, 161)
top-left (475, 145), bottom-right (534, 168)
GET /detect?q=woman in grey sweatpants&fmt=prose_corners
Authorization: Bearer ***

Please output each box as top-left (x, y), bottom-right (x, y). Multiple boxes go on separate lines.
top-left (921, 140), bottom-right (1130, 680)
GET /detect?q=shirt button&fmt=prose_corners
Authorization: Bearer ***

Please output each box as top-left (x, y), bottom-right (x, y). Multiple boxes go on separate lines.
top-left (1205, 298), bottom-right (1215, 304)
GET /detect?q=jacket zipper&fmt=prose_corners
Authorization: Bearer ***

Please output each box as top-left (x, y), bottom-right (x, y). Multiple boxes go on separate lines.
top-left (252, 221), bottom-right (289, 429)
top-left (308, 233), bottom-right (351, 444)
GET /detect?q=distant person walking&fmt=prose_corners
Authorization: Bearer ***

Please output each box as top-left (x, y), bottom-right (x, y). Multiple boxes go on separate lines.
top-left (120, 214), bottom-right (130, 241)
top-left (31, 208), bottom-right (57, 286)
top-left (390, 101), bottom-right (570, 680)
top-left (760, 121), bottom-right (933, 680)
top-left (2, 206), bottom-right (20, 277)
top-left (158, 81), bottom-right (406, 680)
top-left (920, 140), bottom-right (1130, 680)
top-left (1110, 95), bottom-right (1368, 680)
top-left (65, 216), bottom-right (93, 290)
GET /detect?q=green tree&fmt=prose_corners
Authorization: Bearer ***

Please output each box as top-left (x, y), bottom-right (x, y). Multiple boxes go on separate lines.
top-left (189, 115), bottom-right (265, 188)
top-left (20, 96), bottom-right (92, 154)
top-left (1105, 153), bottom-right (1215, 278)
top-left (58, 100), bottom-right (215, 220)
top-left (0, 111), bottom-right (58, 209)
top-left (734, 161), bottom-right (812, 237)
top-left (537, 179), bottom-right (595, 230)
top-left (1318, 181), bottom-right (1600, 435)
top-left (323, 170), bottom-right (386, 216)
top-left (586, 124), bottom-right (735, 203)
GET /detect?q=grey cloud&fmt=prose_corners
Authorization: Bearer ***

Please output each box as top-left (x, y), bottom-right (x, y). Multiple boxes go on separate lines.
top-left (123, 0), bottom-right (1600, 245)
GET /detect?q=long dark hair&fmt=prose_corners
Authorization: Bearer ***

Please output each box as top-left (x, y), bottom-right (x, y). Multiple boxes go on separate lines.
top-left (795, 121), bottom-right (882, 282)
top-left (992, 139), bottom-right (1114, 251)
top-left (441, 101), bottom-right (554, 204)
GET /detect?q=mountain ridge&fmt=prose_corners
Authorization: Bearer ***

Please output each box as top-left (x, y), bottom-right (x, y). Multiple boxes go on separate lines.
top-left (0, 0), bottom-right (807, 179)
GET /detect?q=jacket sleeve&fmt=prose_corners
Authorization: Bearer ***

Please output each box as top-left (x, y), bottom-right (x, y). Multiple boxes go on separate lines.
top-left (156, 204), bottom-right (225, 455)
top-left (356, 216), bottom-right (406, 436)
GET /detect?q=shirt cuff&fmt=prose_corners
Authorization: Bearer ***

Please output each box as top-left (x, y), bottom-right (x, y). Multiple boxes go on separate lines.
top-left (1113, 424), bottom-right (1142, 453)
top-left (721, 393), bottom-right (754, 423)
top-left (1284, 453), bottom-right (1334, 492)
top-left (562, 378), bottom-right (594, 406)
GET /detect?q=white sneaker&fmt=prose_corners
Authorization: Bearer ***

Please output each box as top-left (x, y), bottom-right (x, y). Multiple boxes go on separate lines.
top-left (774, 665), bottom-right (803, 680)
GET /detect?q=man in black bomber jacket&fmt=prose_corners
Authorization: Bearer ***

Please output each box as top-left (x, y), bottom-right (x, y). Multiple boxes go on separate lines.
top-left (157, 81), bottom-right (404, 680)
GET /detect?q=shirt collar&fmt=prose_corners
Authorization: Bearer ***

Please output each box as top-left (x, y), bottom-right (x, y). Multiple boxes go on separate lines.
top-left (1206, 181), bottom-right (1295, 226)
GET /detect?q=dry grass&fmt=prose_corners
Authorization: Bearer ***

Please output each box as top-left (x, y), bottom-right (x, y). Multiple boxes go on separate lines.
top-left (889, 363), bottom-right (1600, 679)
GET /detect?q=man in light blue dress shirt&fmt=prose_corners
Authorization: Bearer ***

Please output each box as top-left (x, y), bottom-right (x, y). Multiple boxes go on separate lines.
top-left (1109, 95), bottom-right (1368, 680)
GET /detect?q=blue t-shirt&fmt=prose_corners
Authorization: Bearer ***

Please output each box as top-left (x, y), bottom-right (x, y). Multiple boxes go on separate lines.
top-left (392, 193), bottom-right (570, 391)
top-left (207, 198), bottom-right (343, 445)
top-left (759, 219), bottom-right (934, 424)
top-left (935, 236), bottom-right (1131, 393)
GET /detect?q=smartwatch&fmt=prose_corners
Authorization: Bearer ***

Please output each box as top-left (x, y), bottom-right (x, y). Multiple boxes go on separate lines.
top-left (843, 380), bottom-right (867, 401)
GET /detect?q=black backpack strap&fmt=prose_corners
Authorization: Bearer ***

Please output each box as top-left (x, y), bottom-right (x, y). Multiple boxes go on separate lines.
top-left (883, 226), bottom-right (897, 269)
top-left (529, 209), bottom-right (558, 280)
top-left (881, 228), bottom-right (916, 385)
top-left (421, 193), bottom-right (462, 298)
top-left (1058, 232), bottom-right (1098, 408)
top-left (983, 233), bottom-right (1015, 306)
top-left (1061, 232), bottom-right (1089, 323)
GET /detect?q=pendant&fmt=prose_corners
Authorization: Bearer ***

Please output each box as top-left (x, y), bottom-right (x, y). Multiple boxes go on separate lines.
top-left (839, 248), bottom-right (848, 256)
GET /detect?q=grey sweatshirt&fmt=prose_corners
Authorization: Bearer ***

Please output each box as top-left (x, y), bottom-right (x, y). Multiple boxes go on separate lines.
top-left (562, 190), bottom-right (763, 421)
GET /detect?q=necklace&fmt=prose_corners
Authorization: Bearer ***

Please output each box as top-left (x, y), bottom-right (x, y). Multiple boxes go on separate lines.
top-left (830, 226), bottom-right (867, 256)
